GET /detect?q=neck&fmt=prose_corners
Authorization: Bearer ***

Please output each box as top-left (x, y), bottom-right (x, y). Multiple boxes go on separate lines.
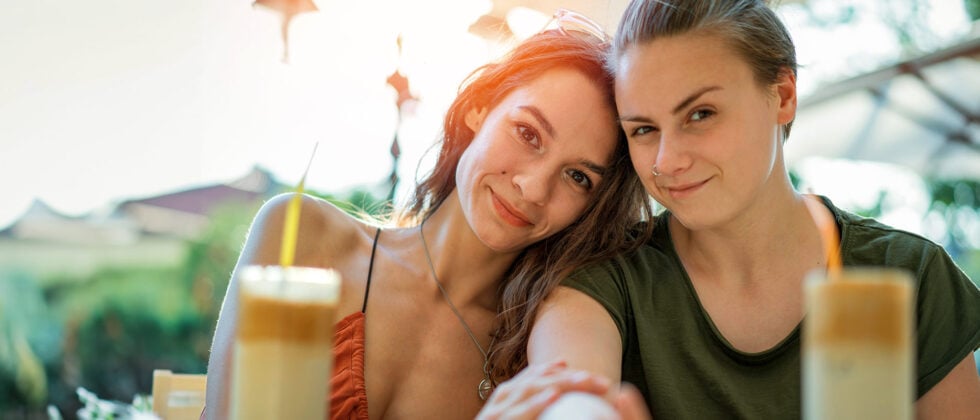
top-left (671, 187), bottom-right (825, 286)
top-left (420, 191), bottom-right (520, 310)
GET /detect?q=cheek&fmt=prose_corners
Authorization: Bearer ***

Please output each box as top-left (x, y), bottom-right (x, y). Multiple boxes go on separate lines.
top-left (455, 146), bottom-right (479, 192)
top-left (628, 146), bottom-right (657, 186)
top-left (550, 194), bottom-right (588, 231)
top-left (459, 132), bottom-right (499, 175)
top-left (736, 115), bottom-right (781, 173)
top-left (627, 140), bottom-right (652, 168)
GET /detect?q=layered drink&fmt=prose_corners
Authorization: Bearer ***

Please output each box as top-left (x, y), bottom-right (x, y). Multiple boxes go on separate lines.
top-left (802, 267), bottom-right (914, 420)
top-left (230, 265), bottom-right (340, 420)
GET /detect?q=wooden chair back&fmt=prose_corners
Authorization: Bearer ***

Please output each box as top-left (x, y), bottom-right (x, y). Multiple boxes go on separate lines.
top-left (151, 369), bottom-right (207, 420)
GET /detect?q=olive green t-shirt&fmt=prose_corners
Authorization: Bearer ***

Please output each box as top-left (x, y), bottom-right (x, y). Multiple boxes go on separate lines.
top-left (564, 198), bottom-right (980, 419)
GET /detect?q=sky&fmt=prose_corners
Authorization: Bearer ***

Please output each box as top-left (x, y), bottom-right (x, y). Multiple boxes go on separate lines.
top-left (0, 0), bottom-right (496, 229)
top-left (0, 0), bottom-right (974, 231)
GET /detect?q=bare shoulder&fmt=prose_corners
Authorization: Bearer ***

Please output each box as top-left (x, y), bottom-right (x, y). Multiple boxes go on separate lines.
top-left (242, 193), bottom-right (376, 268)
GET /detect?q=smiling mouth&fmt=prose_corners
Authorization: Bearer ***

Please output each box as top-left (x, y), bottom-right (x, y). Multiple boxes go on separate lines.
top-left (664, 179), bottom-right (709, 198)
top-left (491, 192), bottom-right (532, 227)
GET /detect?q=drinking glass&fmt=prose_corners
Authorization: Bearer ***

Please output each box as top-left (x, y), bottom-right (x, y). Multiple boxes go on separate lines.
top-left (802, 267), bottom-right (914, 420)
top-left (230, 265), bottom-right (340, 419)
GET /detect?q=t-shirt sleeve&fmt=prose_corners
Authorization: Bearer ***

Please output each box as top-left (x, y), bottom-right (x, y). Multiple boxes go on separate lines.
top-left (914, 245), bottom-right (980, 398)
top-left (562, 257), bottom-right (632, 349)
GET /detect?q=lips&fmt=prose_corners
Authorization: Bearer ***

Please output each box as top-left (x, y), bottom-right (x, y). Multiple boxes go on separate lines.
top-left (491, 192), bottom-right (532, 227)
top-left (663, 178), bottom-right (709, 200)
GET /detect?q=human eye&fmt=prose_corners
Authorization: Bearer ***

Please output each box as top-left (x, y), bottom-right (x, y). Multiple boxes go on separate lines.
top-left (515, 123), bottom-right (541, 148)
top-left (689, 109), bottom-right (715, 122)
top-left (566, 169), bottom-right (594, 191)
top-left (625, 125), bottom-right (657, 138)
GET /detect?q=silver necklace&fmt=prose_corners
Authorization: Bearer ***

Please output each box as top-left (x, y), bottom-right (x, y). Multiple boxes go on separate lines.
top-left (418, 221), bottom-right (495, 401)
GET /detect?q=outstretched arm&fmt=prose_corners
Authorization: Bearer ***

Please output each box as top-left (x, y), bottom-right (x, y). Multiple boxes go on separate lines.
top-left (527, 286), bottom-right (623, 381)
top-left (529, 286), bottom-right (629, 417)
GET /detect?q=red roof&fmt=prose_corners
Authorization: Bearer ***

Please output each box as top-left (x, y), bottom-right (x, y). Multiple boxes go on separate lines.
top-left (120, 184), bottom-right (265, 216)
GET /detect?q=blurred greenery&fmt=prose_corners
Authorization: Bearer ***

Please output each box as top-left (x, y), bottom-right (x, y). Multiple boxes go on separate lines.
top-left (967, 0), bottom-right (980, 20)
top-left (927, 181), bottom-right (980, 287)
top-left (0, 271), bottom-right (57, 409)
top-left (0, 188), bottom-right (386, 419)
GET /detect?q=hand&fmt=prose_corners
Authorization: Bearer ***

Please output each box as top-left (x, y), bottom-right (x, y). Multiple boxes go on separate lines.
top-left (537, 382), bottom-right (652, 420)
top-left (614, 383), bottom-right (652, 420)
top-left (539, 392), bottom-right (619, 420)
top-left (476, 361), bottom-right (612, 420)
top-left (536, 383), bottom-right (651, 420)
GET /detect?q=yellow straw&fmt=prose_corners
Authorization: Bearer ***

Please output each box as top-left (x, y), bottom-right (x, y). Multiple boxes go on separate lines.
top-left (279, 143), bottom-right (319, 267)
top-left (804, 194), bottom-right (842, 278)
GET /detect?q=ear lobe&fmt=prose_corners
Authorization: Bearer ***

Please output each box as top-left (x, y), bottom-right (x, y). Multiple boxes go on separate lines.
top-left (465, 107), bottom-right (488, 133)
top-left (774, 70), bottom-right (797, 125)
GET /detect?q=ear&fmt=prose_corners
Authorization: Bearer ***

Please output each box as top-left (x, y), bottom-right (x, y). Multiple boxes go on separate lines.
top-left (464, 107), bottom-right (488, 133)
top-left (774, 69), bottom-right (797, 126)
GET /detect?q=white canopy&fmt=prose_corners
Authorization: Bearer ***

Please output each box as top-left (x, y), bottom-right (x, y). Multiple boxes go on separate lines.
top-left (785, 36), bottom-right (980, 181)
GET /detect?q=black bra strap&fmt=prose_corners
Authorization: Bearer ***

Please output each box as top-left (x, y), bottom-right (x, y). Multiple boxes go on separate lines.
top-left (362, 227), bottom-right (382, 313)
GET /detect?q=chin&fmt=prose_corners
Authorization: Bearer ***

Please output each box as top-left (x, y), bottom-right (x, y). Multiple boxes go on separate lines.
top-left (470, 225), bottom-right (518, 253)
top-left (666, 205), bottom-right (709, 227)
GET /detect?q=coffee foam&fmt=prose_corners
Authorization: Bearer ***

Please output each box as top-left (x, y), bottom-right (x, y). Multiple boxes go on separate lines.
top-left (236, 265), bottom-right (340, 343)
top-left (804, 268), bottom-right (913, 349)
top-left (238, 265), bottom-right (341, 302)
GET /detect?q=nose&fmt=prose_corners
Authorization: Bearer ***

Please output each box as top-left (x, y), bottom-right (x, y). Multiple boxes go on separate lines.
top-left (512, 164), bottom-right (554, 206)
top-left (653, 132), bottom-right (692, 177)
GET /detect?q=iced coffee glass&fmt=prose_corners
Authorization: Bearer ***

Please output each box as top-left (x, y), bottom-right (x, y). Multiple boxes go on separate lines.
top-left (230, 265), bottom-right (340, 420)
top-left (802, 267), bottom-right (914, 420)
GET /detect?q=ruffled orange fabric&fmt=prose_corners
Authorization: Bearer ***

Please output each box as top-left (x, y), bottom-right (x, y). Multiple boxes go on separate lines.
top-left (330, 311), bottom-right (369, 420)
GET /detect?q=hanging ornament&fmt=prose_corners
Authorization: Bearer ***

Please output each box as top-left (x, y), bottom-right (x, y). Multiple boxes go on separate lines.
top-left (252, 0), bottom-right (318, 63)
top-left (384, 34), bottom-right (418, 202)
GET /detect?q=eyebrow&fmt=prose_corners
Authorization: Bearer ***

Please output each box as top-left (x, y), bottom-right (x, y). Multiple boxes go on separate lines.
top-left (581, 160), bottom-right (608, 177)
top-left (672, 86), bottom-right (721, 114)
top-left (618, 85), bottom-right (723, 123)
top-left (519, 105), bottom-right (556, 139)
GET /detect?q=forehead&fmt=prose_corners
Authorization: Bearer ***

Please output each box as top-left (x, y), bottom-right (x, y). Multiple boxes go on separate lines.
top-left (495, 67), bottom-right (613, 112)
top-left (614, 32), bottom-right (756, 101)
top-left (494, 67), bottom-right (617, 128)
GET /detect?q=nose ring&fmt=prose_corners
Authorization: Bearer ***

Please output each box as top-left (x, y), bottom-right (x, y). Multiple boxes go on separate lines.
top-left (652, 165), bottom-right (661, 177)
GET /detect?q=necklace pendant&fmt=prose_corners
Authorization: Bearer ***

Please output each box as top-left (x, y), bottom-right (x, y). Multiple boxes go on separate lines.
top-left (478, 377), bottom-right (493, 401)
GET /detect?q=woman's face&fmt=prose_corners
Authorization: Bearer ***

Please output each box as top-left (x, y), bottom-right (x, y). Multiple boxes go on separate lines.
top-left (456, 67), bottom-right (619, 253)
top-left (614, 32), bottom-right (796, 230)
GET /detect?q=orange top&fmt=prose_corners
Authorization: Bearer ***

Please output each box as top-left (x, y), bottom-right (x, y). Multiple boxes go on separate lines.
top-left (330, 311), bottom-right (370, 420)
top-left (330, 227), bottom-right (380, 419)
